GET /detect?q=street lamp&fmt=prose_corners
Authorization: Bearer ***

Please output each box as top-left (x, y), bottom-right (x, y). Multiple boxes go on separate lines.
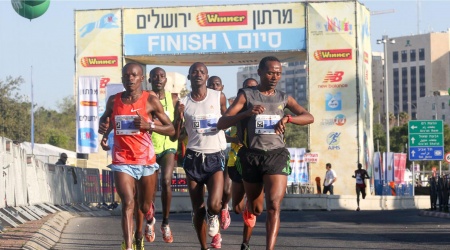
top-left (377, 35), bottom-right (395, 178)
top-left (394, 104), bottom-right (400, 126)
top-left (408, 102), bottom-right (417, 120)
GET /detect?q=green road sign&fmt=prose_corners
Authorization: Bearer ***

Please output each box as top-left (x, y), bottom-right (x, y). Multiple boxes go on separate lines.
top-left (409, 133), bottom-right (443, 146)
top-left (408, 120), bottom-right (444, 161)
top-left (408, 120), bottom-right (443, 134)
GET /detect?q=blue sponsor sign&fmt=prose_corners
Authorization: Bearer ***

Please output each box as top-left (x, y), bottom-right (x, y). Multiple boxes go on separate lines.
top-left (124, 28), bottom-right (306, 55)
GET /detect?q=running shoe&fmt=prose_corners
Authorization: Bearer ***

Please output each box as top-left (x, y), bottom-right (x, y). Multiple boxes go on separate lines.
top-left (206, 212), bottom-right (219, 237)
top-left (121, 240), bottom-right (135, 250)
top-left (160, 224), bottom-right (174, 243)
top-left (135, 237), bottom-right (144, 250)
top-left (210, 233), bottom-right (222, 248)
top-left (220, 208), bottom-right (231, 230)
top-left (243, 204), bottom-right (256, 228)
top-left (356, 207), bottom-right (360, 211)
top-left (144, 217), bottom-right (156, 242)
top-left (241, 242), bottom-right (251, 250)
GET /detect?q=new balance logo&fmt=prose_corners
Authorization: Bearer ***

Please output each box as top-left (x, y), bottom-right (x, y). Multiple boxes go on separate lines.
top-left (323, 71), bottom-right (344, 83)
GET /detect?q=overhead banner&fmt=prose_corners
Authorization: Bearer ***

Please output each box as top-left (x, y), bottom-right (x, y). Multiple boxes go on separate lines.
top-left (77, 76), bottom-right (100, 154)
top-left (123, 3), bottom-right (306, 55)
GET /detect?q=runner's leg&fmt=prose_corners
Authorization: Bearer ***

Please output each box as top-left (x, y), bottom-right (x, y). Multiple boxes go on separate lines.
top-left (114, 172), bottom-right (137, 249)
top-left (187, 176), bottom-right (208, 249)
top-left (160, 152), bottom-right (175, 225)
top-left (263, 174), bottom-right (287, 250)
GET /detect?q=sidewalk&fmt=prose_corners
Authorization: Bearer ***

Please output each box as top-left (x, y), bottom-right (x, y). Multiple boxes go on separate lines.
top-left (419, 209), bottom-right (450, 219)
top-left (0, 214), bottom-right (54, 250)
top-left (0, 206), bottom-right (111, 250)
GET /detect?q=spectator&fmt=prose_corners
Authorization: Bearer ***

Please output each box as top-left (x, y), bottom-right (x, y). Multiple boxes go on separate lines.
top-left (55, 153), bottom-right (68, 165)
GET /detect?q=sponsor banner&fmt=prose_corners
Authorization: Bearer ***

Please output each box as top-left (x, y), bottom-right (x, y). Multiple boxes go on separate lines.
top-left (307, 1), bottom-right (358, 192)
top-left (75, 9), bottom-right (123, 84)
top-left (123, 3), bottom-right (304, 33)
top-left (80, 56), bottom-right (118, 67)
top-left (77, 76), bottom-right (100, 154)
top-left (394, 153), bottom-right (407, 184)
top-left (357, 4), bottom-right (373, 172)
top-left (123, 3), bottom-right (306, 54)
top-left (287, 148), bottom-right (308, 184)
top-left (304, 152), bottom-right (319, 163)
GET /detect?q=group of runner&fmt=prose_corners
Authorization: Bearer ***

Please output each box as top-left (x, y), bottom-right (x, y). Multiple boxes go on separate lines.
top-left (98, 56), bottom-right (315, 250)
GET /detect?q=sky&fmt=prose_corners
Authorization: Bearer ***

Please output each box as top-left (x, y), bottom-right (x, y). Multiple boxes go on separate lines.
top-left (0, 0), bottom-right (449, 110)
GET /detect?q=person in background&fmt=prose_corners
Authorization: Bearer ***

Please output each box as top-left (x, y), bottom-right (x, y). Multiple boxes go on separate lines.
top-left (98, 62), bottom-right (175, 250)
top-left (55, 153), bottom-right (68, 165)
top-left (207, 76), bottom-right (231, 231)
top-left (173, 62), bottom-right (227, 250)
top-left (227, 78), bottom-right (258, 250)
top-left (148, 67), bottom-right (180, 243)
top-left (323, 163), bottom-right (337, 195)
top-left (217, 56), bottom-right (314, 250)
top-left (352, 163), bottom-right (370, 211)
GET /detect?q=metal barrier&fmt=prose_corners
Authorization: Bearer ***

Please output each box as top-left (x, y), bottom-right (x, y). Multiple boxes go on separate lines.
top-left (286, 183), bottom-right (315, 194)
top-left (101, 170), bottom-right (115, 204)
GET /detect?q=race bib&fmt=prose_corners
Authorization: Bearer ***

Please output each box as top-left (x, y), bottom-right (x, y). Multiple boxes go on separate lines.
top-left (193, 114), bottom-right (218, 134)
top-left (255, 115), bottom-right (280, 134)
top-left (115, 115), bottom-right (139, 135)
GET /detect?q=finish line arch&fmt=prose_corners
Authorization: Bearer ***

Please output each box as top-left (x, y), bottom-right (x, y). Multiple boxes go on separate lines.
top-left (74, 1), bottom-right (373, 195)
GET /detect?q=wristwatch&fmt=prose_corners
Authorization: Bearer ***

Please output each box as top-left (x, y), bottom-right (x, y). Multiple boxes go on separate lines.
top-left (150, 122), bottom-right (155, 130)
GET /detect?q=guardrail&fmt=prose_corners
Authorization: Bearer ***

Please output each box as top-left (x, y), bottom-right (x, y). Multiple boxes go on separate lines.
top-left (0, 136), bottom-right (191, 212)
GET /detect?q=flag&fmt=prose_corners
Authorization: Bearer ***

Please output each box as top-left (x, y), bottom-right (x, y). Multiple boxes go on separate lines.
top-left (384, 152), bottom-right (395, 182)
top-left (394, 153), bottom-right (407, 184)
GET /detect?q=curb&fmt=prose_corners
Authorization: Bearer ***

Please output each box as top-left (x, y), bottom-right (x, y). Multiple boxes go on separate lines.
top-left (419, 210), bottom-right (450, 219)
top-left (22, 211), bottom-right (76, 250)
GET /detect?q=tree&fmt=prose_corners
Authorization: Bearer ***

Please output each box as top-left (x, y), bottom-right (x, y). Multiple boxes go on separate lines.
top-left (0, 76), bottom-right (76, 151)
top-left (0, 76), bottom-right (31, 142)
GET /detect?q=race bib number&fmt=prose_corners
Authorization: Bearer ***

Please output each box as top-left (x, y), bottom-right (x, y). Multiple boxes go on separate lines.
top-left (115, 115), bottom-right (139, 135)
top-left (193, 114), bottom-right (218, 134)
top-left (255, 115), bottom-right (280, 134)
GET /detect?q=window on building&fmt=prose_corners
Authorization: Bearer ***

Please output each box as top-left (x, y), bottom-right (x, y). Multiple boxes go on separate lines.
top-left (393, 51), bottom-right (399, 63)
top-left (393, 68), bottom-right (399, 103)
top-left (419, 48), bottom-right (425, 60)
top-left (432, 115), bottom-right (436, 120)
top-left (443, 115), bottom-right (446, 121)
top-left (432, 103), bottom-right (436, 110)
top-left (442, 102), bottom-right (446, 109)
top-left (401, 50), bottom-right (407, 62)
top-left (410, 66), bottom-right (417, 101)
top-left (410, 49), bottom-right (416, 62)
top-left (419, 66), bottom-right (425, 97)
top-left (286, 70), bottom-right (294, 75)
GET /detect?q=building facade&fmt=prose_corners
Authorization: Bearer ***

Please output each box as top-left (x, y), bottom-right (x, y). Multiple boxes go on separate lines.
top-left (236, 61), bottom-right (308, 107)
top-left (373, 30), bottom-right (450, 122)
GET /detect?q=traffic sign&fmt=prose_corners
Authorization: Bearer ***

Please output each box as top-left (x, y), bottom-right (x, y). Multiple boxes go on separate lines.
top-left (408, 120), bottom-right (444, 161)
top-left (445, 152), bottom-right (450, 163)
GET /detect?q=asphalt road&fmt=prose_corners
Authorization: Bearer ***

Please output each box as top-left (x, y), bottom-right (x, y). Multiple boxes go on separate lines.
top-left (53, 209), bottom-right (450, 250)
